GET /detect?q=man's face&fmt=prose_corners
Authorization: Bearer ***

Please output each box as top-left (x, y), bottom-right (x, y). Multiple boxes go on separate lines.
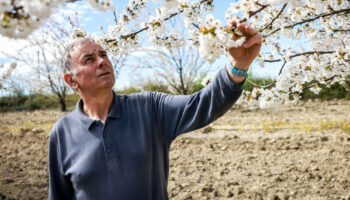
top-left (68, 42), bottom-right (115, 93)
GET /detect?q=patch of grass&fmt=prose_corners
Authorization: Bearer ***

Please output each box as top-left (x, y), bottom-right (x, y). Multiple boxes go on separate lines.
top-left (1, 121), bottom-right (54, 134)
top-left (222, 120), bottom-right (350, 134)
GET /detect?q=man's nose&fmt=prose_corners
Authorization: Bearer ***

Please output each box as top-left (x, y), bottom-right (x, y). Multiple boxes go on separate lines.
top-left (97, 56), bottom-right (106, 68)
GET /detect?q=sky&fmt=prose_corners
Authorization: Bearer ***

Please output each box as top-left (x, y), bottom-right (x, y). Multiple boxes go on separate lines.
top-left (0, 0), bottom-right (285, 95)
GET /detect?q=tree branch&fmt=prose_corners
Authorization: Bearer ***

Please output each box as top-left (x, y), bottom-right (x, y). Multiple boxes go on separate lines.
top-left (264, 50), bottom-right (335, 63)
top-left (261, 3), bottom-right (287, 31)
top-left (106, 0), bottom-right (269, 44)
top-left (246, 61), bottom-right (287, 89)
top-left (265, 8), bottom-right (350, 37)
top-left (292, 75), bottom-right (338, 95)
top-left (113, 10), bottom-right (118, 25)
top-left (320, 28), bottom-right (350, 33)
top-left (241, 4), bottom-right (269, 23)
top-left (107, 0), bottom-right (212, 42)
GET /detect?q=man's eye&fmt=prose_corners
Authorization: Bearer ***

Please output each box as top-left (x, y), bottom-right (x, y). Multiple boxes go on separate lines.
top-left (86, 57), bottom-right (94, 62)
top-left (84, 57), bottom-right (94, 64)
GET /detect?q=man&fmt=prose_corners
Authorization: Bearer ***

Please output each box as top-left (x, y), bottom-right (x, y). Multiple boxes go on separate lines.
top-left (49, 21), bottom-right (262, 199)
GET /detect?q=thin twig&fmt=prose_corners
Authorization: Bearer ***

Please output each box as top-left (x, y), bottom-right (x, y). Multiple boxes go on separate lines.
top-left (113, 10), bottom-right (118, 25)
top-left (246, 4), bottom-right (268, 21)
top-left (277, 60), bottom-right (287, 75)
top-left (262, 3), bottom-right (287, 31)
top-left (292, 75), bottom-right (337, 95)
top-left (247, 61), bottom-right (286, 89)
top-left (264, 51), bottom-right (335, 63)
top-left (108, 0), bottom-right (269, 43)
top-left (320, 29), bottom-right (350, 33)
top-left (107, 0), bottom-right (212, 42)
top-left (264, 8), bottom-right (350, 37)
top-left (192, 23), bottom-right (199, 29)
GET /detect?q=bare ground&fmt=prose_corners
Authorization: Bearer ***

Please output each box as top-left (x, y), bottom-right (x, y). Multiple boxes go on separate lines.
top-left (0, 100), bottom-right (350, 200)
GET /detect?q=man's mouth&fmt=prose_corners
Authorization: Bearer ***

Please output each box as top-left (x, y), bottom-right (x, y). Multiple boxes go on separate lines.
top-left (98, 72), bottom-right (110, 77)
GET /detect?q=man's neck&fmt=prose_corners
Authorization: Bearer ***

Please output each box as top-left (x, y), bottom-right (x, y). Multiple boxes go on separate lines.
top-left (80, 89), bottom-right (114, 124)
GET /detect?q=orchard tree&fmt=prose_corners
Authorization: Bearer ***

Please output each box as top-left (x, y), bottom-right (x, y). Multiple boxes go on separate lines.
top-left (131, 19), bottom-right (212, 95)
top-left (2, 19), bottom-right (73, 111)
top-left (135, 43), bottom-right (211, 95)
top-left (0, 0), bottom-right (349, 108)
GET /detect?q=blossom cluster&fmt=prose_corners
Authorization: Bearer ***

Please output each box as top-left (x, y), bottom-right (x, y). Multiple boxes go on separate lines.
top-left (71, 26), bottom-right (138, 57)
top-left (0, 0), bottom-right (113, 38)
top-left (198, 15), bottom-right (246, 63)
top-left (117, 0), bottom-right (149, 25)
top-left (240, 48), bottom-right (350, 108)
top-left (86, 0), bottom-right (114, 12)
top-left (143, 0), bottom-right (246, 63)
top-left (223, 0), bottom-right (350, 107)
top-left (151, 32), bottom-right (185, 49)
top-left (0, 0), bottom-right (65, 38)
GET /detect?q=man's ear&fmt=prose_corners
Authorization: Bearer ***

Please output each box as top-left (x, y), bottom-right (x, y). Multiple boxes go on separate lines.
top-left (64, 73), bottom-right (78, 90)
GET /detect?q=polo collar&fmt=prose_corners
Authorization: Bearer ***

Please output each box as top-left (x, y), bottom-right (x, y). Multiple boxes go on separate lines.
top-left (107, 92), bottom-right (122, 119)
top-left (75, 91), bottom-right (122, 130)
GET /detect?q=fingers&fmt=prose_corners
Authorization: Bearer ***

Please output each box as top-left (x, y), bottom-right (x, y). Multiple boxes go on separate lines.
top-left (229, 20), bottom-right (261, 48)
top-left (230, 20), bottom-right (237, 26)
top-left (245, 26), bottom-right (256, 35)
top-left (230, 20), bottom-right (256, 35)
top-left (236, 23), bottom-right (256, 36)
top-left (243, 33), bottom-right (262, 48)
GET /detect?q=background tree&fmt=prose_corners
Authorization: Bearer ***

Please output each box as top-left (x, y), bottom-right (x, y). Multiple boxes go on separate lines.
top-left (134, 43), bottom-right (211, 95)
top-left (1, 19), bottom-right (74, 111)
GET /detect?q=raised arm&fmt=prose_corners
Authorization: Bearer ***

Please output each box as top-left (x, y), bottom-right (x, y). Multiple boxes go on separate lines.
top-left (152, 22), bottom-right (262, 145)
top-left (152, 67), bottom-right (244, 145)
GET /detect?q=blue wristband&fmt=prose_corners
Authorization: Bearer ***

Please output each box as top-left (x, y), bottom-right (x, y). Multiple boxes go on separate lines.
top-left (228, 62), bottom-right (248, 77)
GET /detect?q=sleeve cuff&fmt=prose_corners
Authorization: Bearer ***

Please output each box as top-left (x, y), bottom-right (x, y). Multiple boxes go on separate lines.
top-left (219, 67), bottom-right (245, 91)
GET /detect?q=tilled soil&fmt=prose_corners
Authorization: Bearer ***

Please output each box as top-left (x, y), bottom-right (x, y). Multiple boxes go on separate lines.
top-left (0, 100), bottom-right (350, 200)
top-left (168, 130), bottom-right (350, 200)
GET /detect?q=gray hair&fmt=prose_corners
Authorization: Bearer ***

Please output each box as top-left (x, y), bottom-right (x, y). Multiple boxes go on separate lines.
top-left (62, 37), bottom-right (96, 74)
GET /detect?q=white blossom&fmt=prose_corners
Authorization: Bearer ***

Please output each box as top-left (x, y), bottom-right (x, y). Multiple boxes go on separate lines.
top-left (161, 0), bottom-right (179, 15)
top-left (86, 0), bottom-right (113, 11)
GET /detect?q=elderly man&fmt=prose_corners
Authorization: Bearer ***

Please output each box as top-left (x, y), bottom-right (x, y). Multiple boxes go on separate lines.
top-left (49, 21), bottom-right (262, 199)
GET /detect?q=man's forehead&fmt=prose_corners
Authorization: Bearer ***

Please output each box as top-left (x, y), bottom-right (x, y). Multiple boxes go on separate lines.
top-left (71, 42), bottom-right (105, 57)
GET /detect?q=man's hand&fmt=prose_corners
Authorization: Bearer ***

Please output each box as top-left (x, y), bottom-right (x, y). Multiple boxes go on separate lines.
top-left (226, 20), bottom-right (262, 83)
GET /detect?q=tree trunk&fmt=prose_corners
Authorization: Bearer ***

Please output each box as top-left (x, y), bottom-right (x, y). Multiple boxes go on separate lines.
top-left (346, 80), bottom-right (350, 95)
top-left (58, 97), bottom-right (67, 112)
top-left (178, 67), bottom-right (188, 95)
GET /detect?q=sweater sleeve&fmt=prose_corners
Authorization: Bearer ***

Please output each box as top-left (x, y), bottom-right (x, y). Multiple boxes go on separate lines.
top-left (152, 67), bottom-right (244, 144)
top-left (48, 129), bottom-right (74, 200)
